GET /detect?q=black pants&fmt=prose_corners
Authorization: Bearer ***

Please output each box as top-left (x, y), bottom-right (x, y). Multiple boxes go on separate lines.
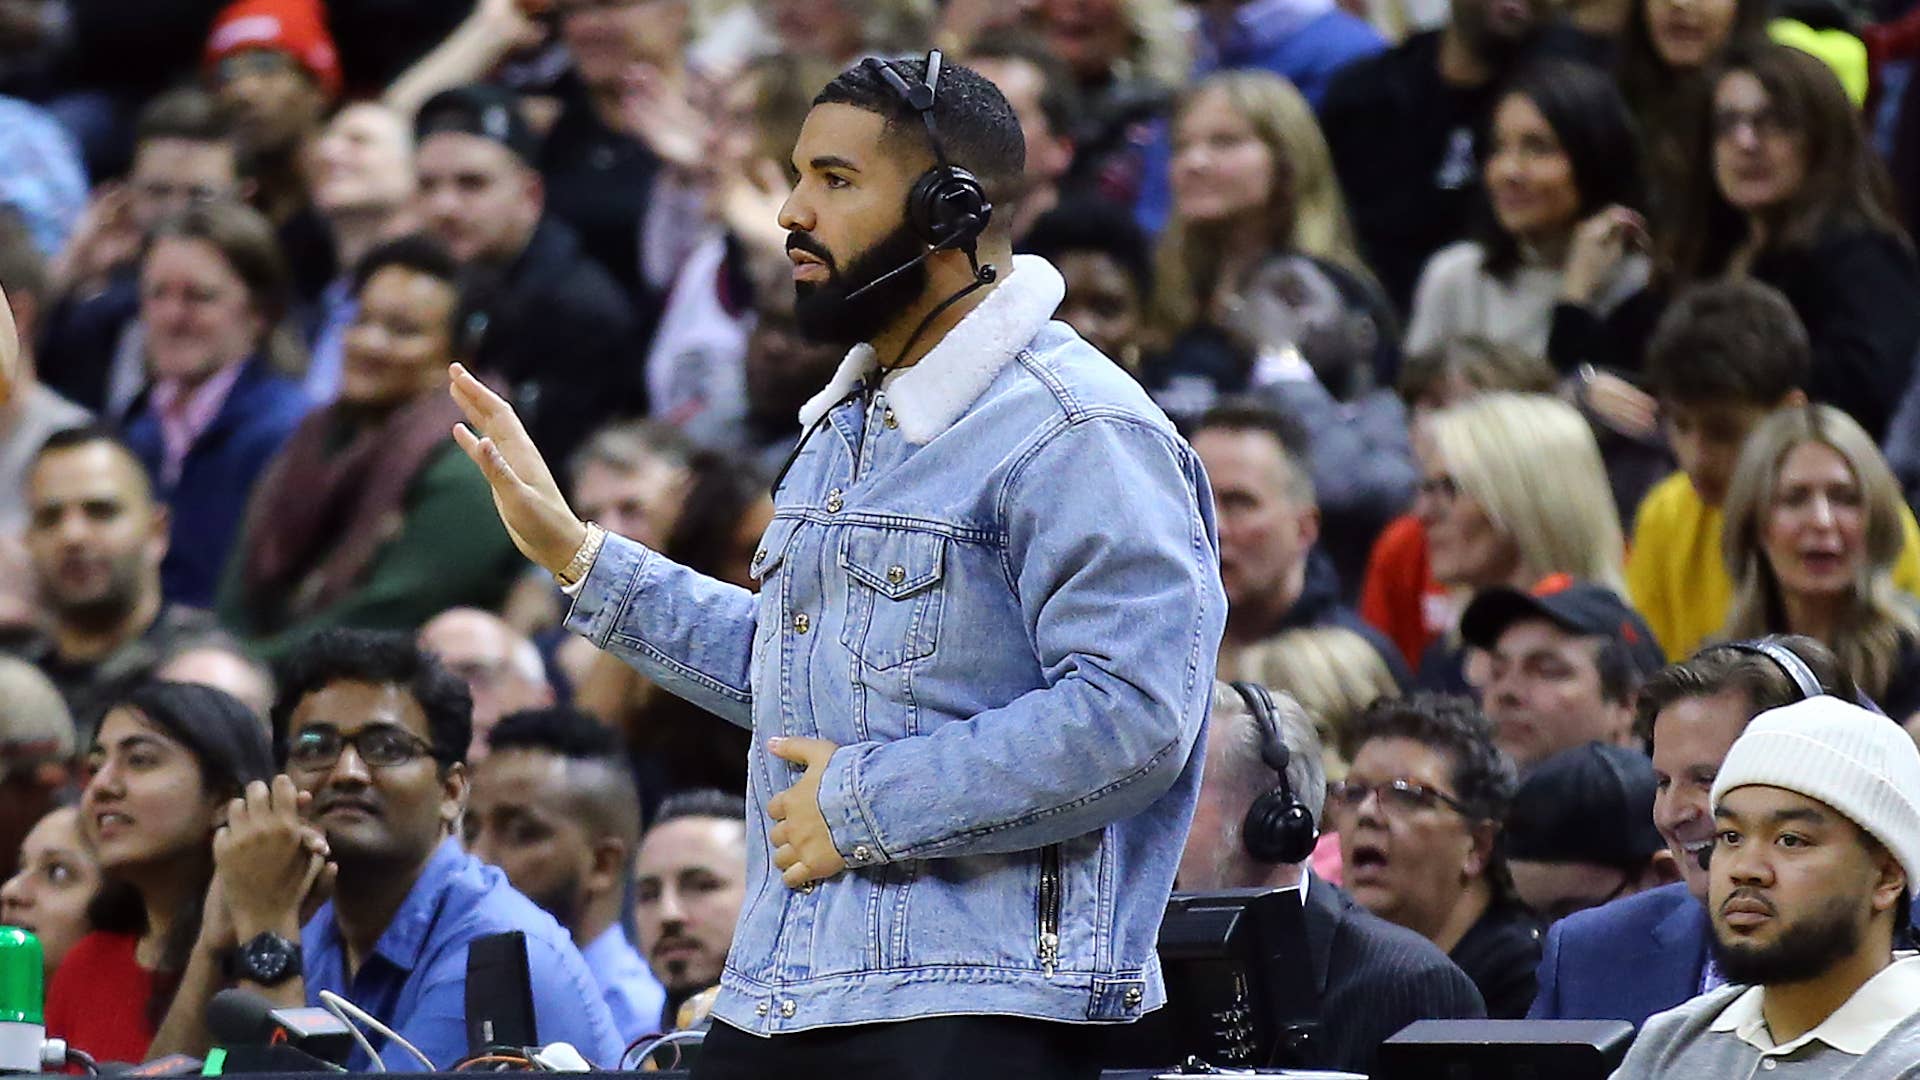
top-left (692, 1015), bottom-right (1103, 1080)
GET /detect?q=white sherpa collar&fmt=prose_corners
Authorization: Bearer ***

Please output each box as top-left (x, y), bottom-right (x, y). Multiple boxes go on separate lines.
top-left (796, 254), bottom-right (1066, 445)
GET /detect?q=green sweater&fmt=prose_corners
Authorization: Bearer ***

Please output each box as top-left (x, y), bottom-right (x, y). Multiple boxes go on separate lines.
top-left (216, 443), bottom-right (522, 660)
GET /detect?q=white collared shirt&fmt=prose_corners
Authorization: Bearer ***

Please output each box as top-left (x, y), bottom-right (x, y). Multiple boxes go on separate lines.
top-left (1710, 953), bottom-right (1920, 1057)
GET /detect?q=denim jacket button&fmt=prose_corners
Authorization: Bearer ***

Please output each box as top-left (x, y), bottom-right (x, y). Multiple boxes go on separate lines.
top-left (755, 1001), bottom-right (769, 1016)
top-left (793, 613), bottom-right (811, 634)
top-left (826, 488), bottom-right (844, 513)
top-left (1123, 986), bottom-right (1143, 1008)
top-left (883, 409), bottom-right (898, 429)
top-left (886, 565), bottom-right (906, 585)
top-left (780, 999), bottom-right (797, 1018)
top-left (852, 844), bottom-right (873, 863)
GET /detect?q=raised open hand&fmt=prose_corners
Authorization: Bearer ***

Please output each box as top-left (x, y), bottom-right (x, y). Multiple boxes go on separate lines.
top-left (449, 363), bottom-right (588, 574)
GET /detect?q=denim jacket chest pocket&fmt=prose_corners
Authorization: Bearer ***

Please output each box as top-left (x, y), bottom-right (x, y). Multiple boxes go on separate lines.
top-left (837, 526), bottom-right (948, 670)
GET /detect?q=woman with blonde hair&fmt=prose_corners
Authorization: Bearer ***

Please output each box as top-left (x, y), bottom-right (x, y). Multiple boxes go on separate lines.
top-left (1411, 392), bottom-right (1626, 688)
top-left (1146, 70), bottom-right (1375, 414)
top-left (1720, 405), bottom-right (1920, 720)
top-left (1153, 70), bottom-right (1365, 335)
top-left (1235, 626), bottom-right (1400, 778)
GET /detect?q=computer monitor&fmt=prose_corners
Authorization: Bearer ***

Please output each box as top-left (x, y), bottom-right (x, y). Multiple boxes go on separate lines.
top-left (1099, 886), bottom-right (1320, 1071)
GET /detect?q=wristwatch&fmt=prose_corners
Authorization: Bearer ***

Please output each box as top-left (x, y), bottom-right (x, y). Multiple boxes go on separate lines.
top-left (226, 931), bottom-right (302, 986)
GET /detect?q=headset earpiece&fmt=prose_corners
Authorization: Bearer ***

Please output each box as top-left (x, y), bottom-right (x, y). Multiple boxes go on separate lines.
top-left (1233, 681), bottom-right (1317, 866)
top-left (871, 51), bottom-right (994, 253)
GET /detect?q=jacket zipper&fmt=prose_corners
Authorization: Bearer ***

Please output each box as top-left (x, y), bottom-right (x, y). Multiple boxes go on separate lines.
top-left (1038, 844), bottom-right (1061, 977)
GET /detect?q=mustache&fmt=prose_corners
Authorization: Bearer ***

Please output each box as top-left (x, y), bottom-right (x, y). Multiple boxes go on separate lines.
top-left (786, 232), bottom-right (835, 267)
top-left (1720, 887), bottom-right (1778, 918)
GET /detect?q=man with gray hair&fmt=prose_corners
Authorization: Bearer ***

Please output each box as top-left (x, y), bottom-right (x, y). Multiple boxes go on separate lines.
top-left (419, 607), bottom-right (554, 761)
top-left (0, 657), bottom-right (76, 882)
top-left (1178, 680), bottom-right (1483, 1075)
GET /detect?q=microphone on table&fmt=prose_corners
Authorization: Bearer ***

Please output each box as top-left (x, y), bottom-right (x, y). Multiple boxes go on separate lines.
top-left (206, 988), bottom-right (353, 1073)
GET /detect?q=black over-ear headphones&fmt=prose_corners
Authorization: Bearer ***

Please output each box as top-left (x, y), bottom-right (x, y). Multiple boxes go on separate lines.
top-left (1233, 681), bottom-right (1317, 865)
top-left (863, 50), bottom-right (994, 255)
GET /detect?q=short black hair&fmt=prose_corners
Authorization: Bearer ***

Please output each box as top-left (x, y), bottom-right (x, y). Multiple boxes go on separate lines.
top-left (664, 450), bottom-right (770, 578)
top-left (814, 56), bottom-right (1026, 214)
top-left (271, 628), bottom-right (472, 768)
top-left (650, 788), bottom-right (747, 830)
top-left (350, 232), bottom-right (468, 353)
top-left (33, 424), bottom-right (149, 487)
top-left (1019, 198), bottom-right (1154, 300)
top-left (487, 707), bottom-right (640, 847)
top-left (351, 232), bottom-right (459, 296)
top-left (1480, 62), bottom-right (1643, 280)
top-left (1644, 280), bottom-right (1811, 406)
top-left (487, 706), bottom-right (621, 758)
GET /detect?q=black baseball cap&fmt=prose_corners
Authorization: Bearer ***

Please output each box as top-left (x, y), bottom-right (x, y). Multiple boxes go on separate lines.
top-left (1460, 576), bottom-right (1665, 677)
top-left (415, 84), bottom-right (539, 165)
top-left (1506, 742), bottom-right (1667, 865)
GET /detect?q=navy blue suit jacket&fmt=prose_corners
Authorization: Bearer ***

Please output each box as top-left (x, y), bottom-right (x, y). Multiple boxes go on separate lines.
top-left (1527, 882), bottom-right (1708, 1027)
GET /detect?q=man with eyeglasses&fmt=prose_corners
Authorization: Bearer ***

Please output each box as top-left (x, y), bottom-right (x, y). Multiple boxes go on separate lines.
top-left (38, 89), bottom-right (245, 415)
top-left (1331, 693), bottom-right (1541, 1018)
top-left (188, 628), bottom-right (622, 1069)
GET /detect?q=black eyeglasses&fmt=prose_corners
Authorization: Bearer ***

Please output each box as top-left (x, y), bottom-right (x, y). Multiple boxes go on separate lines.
top-left (1327, 778), bottom-right (1472, 817)
top-left (287, 725), bottom-right (434, 772)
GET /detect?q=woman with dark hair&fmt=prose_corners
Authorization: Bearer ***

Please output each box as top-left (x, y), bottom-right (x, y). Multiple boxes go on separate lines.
top-left (1405, 62), bottom-right (1650, 361)
top-left (1617, 0), bottom-right (1771, 218)
top-left (44, 681), bottom-right (283, 1064)
top-left (1666, 42), bottom-right (1920, 439)
top-left (123, 202), bottom-right (311, 607)
top-left (217, 233), bottom-right (520, 658)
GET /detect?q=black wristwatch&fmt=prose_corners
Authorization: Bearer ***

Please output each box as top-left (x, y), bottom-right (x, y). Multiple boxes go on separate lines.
top-left (226, 931), bottom-right (302, 986)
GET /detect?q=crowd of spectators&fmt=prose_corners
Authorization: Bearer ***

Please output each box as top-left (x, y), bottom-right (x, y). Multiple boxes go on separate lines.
top-left (3, 0), bottom-right (1920, 1072)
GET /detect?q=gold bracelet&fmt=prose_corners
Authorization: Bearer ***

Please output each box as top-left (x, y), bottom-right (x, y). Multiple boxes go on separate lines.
top-left (554, 522), bottom-right (607, 588)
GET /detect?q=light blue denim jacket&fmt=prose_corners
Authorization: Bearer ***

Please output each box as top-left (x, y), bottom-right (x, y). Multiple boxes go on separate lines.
top-left (565, 255), bottom-right (1225, 1035)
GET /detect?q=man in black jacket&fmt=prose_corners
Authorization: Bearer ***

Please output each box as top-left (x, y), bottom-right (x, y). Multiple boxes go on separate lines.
top-left (414, 85), bottom-right (638, 468)
top-left (1177, 682), bottom-right (1485, 1075)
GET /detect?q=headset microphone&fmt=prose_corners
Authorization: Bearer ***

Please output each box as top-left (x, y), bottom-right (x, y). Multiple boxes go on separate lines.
top-left (839, 227), bottom-right (995, 304)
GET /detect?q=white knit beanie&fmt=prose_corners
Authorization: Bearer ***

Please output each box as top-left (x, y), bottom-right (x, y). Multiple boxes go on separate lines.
top-left (1711, 696), bottom-right (1920, 898)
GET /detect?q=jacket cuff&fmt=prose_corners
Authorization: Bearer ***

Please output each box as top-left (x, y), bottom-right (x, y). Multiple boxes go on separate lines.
top-left (562, 532), bottom-right (653, 647)
top-left (816, 744), bottom-right (888, 868)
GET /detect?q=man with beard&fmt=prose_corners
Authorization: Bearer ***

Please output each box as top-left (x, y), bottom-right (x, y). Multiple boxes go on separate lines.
top-left (1320, 0), bottom-right (1602, 312)
top-left (466, 707), bottom-right (665, 1045)
top-left (632, 790), bottom-right (749, 1031)
top-left (450, 51), bottom-right (1223, 1078)
top-left (9, 426), bottom-right (217, 743)
top-left (185, 629), bottom-right (622, 1068)
top-left (1613, 696), bottom-right (1920, 1076)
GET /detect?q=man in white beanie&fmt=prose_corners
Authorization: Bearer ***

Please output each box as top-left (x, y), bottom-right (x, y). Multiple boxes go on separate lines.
top-left (1612, 695), bottom-right (1920, 1078)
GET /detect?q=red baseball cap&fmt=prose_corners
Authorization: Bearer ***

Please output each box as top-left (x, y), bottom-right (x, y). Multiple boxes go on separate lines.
top-left (204, 0), bottom-right (342, 99)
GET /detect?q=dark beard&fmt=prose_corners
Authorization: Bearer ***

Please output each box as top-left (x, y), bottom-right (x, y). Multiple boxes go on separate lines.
top-left (46, 571), bottom-right (144, 636)
top-left (792, 223), bottom-right (930, 348)
top-left (1711, 893), bottom-right (1864, 986)
top-left (528, 871), bottom-right (583, 931)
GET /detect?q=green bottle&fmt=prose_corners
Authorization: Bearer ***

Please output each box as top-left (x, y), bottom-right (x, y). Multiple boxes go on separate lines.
top-left (0, 927), bottom-right (44, 1072)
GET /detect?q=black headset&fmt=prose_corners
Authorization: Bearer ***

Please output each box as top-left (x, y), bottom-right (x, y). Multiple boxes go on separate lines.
top-left (1232, 681), bottom-right (1318, 865)
top-left (1718, 637), bottom-right (1824, 701)
top-left (863, 50), bottom-right (994, 256)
